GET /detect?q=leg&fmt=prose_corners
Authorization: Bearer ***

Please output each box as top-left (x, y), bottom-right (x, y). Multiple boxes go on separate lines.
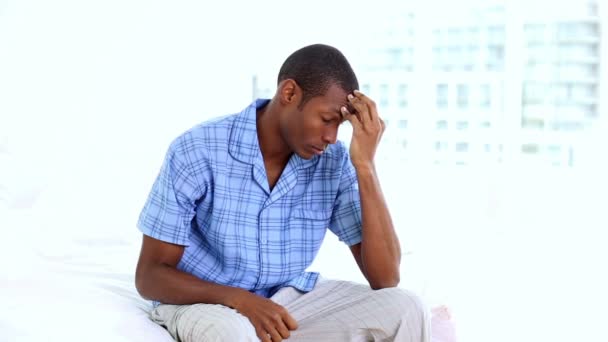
top-left (150, 303), bottom-right (259, 342)
top-left (271, 278), bottom-right (431, 342)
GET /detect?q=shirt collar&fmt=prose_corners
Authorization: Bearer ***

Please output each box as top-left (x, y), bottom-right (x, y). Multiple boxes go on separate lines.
top-left (228, 99), bottom-right (319, 170)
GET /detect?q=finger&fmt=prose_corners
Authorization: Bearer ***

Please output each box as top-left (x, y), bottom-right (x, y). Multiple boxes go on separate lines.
top-left (353, 90), bottom-right (378, 123)
top-left (347, 93), bottom-right (371, 125)
top-left (341, 105), bottom-right (360, 122)
top-left (256, 327), bottom-right (272, 342)
top-left (283, 312), bottom-right (299, 331)
top-left (276, 321), bottom-right (291, 339)
top-left (273, 311), bottom-right (291, 338)
top-left (266, 326), bottom-right (283, 342)
top-left (342, 106), bottom-right (362, 130)
top-left (347, 93), bottom-right (370, 124)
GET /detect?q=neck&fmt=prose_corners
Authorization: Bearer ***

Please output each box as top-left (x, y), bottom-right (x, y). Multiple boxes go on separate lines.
top-left (256, 99), bottom-right (292, 165)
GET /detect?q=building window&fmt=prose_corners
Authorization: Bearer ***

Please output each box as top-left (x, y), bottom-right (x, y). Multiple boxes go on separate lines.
top-left (547, 145), bottom-right (561, 154)
top-left (522, 117), bottom-right (545, 129)
top-left (480, 84), bottom-right (491, 108)
top-left (379, 84), bottom-right (389, 107)
top-left (456, 121), bottom-right (469, 130)
top-left (398, 84), bottom-right (408, 108)
top-left (521, 143), bottom-right (539, 154)
top-left (435, 141), bottom-right (448, 151)
top-left (436, 120), bottom-right (448, 129)
top-left (487, 45), bottom-right (505, 71)
top-left (487, 25), bottom-right (506, 45)
top-left (457, 84), bottom-right (469, 108)
top-left (455, 142), bottom-right (469, 152)
top-left (523, 82), bottom-right (547, 104)
top-left (436, 84), bottom-right (448, 108)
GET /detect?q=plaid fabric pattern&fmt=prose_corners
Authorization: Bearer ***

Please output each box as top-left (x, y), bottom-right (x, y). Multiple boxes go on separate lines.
top-left (150, 277), bottom-right (431, 342)
top-left (137, 99), bottom-right (362, 303)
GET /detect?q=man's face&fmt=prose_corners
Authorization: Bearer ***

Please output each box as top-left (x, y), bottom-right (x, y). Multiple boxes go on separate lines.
top-left (280, 83), bottom-right (350, 160)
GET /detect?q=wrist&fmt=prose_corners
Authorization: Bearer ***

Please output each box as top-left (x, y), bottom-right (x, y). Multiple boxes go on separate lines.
top-left (352, 162), bottom-right (376, 173)
top-left (223, 287), bottom-right (249, 309)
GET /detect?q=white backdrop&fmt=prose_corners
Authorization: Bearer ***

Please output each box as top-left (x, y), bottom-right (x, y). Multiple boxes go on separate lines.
top-left (1, 1), bottom-right (608, 342)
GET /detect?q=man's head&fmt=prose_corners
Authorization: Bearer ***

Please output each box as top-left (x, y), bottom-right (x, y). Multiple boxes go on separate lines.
top-left (274, 44), bottom-right (359, 159)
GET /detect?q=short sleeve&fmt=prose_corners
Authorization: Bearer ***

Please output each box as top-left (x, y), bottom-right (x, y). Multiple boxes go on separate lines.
top-left (137, 138), bottom-right (207, 246)
top-left (328, 151), bottom-right (362, 246)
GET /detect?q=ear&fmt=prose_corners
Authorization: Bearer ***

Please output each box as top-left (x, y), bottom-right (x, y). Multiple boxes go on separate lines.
top-left (277, 79), bottom-right (300, 106)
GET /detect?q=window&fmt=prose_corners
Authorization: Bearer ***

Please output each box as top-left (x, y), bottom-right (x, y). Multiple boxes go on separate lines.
top-left (523, 82), bottom-right (547, 104)
top-left (436, 84), bottom-right (448, 108)
top-left (398, 84), bottom-right (408, 108)
top-left (522, 117), bottom-right (545, 129)
top-left (480, 84), bottom-right (491, 108)
top-left (379, 84), bottom-right (389, 107)
top-left (487, 45), bottom-right (505, 71)
top-left (525, 24), bottom-right (546, 42)
top-left (457, 84), bottom-right (469, 108)
top-left (456, 121), bottom-right (469, 130)
top-left (455, 142), bottom-right (469, 152)
top-left (521, 143), bottom-right (540, 154)
top-left (435, 141), bottom-right (448, 151)
top-left (487, 25), bottom-right (506, 44)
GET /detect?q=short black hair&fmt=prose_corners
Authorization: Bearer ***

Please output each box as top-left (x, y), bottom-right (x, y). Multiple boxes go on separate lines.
top-left (277, 44), bottom-right (359, 109)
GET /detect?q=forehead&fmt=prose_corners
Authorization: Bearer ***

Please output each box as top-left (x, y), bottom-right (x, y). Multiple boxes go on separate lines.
top-left (306, 84), bottom-right (349, 112)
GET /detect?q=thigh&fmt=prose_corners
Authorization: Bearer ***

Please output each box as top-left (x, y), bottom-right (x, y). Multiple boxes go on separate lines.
top-left (271, 279), bottom-right (430, 342)
top-left (150, 303), bottom-right (259, 342)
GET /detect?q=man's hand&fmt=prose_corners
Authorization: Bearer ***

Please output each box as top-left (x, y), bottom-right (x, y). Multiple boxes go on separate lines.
top-left (341, 90), bottom-right (385, 168)
top-left (231, 290), bottom-right (298, 342)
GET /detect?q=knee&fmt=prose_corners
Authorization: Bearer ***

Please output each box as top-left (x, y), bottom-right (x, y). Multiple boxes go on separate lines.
top-left (174, 304), bottom-right (258, 342)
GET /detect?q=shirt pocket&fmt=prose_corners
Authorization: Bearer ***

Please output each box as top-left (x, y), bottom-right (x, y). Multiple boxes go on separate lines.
top-left (290, 208), bottom-right (332, 222)
top-left (287, 208), bottom-right (332, 264)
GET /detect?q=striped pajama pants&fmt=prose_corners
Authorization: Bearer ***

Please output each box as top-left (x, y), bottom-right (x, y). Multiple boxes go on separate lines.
top-left (150, 277), bottom-right (431, 342)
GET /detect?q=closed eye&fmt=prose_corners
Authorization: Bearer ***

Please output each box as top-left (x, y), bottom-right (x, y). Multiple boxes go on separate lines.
top-left (321, 112), bottom-right (342, 124)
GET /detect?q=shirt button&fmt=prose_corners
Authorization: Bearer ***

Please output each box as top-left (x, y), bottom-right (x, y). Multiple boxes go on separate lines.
top-left (261, 239), bottom-right (268, 244)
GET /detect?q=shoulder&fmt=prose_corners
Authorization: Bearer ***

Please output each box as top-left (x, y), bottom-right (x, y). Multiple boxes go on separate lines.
top-left (170, 114), bottom-right (235, 152)
top-left (166, 114), bottom-right (237, 167)
top-left (323, 140), bottom-right (350, 166)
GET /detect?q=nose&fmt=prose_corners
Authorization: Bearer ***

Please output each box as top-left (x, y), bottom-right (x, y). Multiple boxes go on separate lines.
top-left (322, 126), bottom-right (338, 145)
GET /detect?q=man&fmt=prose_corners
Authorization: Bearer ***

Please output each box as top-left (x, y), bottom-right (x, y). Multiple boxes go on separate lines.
top-left (135, 44), bottom-right (430, 341)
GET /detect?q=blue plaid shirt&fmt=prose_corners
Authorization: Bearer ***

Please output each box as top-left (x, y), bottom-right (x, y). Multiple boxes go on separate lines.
top-left (137, 99), bottom-right (362, 303)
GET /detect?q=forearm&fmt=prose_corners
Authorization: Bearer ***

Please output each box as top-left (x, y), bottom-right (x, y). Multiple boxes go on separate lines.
top-left (355, 164), bottom-right (401, 288)
top-left (136, 263), bottom-right (246, 307)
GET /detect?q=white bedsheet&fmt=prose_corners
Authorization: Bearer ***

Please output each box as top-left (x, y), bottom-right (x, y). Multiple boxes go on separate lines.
top-left (1, 210), bottom-right (173, 342)
top-left (1, 207), bottom-right (456, 342)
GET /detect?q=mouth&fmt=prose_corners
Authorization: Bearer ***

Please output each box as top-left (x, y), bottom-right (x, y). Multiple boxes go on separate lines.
top-left (310, 145), bottom-right (325, 155)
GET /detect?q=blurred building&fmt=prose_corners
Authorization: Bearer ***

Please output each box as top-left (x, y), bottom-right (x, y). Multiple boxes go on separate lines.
top-left (253, 0), bottom-right (605, 167)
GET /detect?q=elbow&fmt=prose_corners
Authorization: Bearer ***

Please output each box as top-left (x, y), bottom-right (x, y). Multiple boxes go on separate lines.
top-left (369, 274), bottom-right (400, 290)
top-left (135, 265), bottom-right (152, 299)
